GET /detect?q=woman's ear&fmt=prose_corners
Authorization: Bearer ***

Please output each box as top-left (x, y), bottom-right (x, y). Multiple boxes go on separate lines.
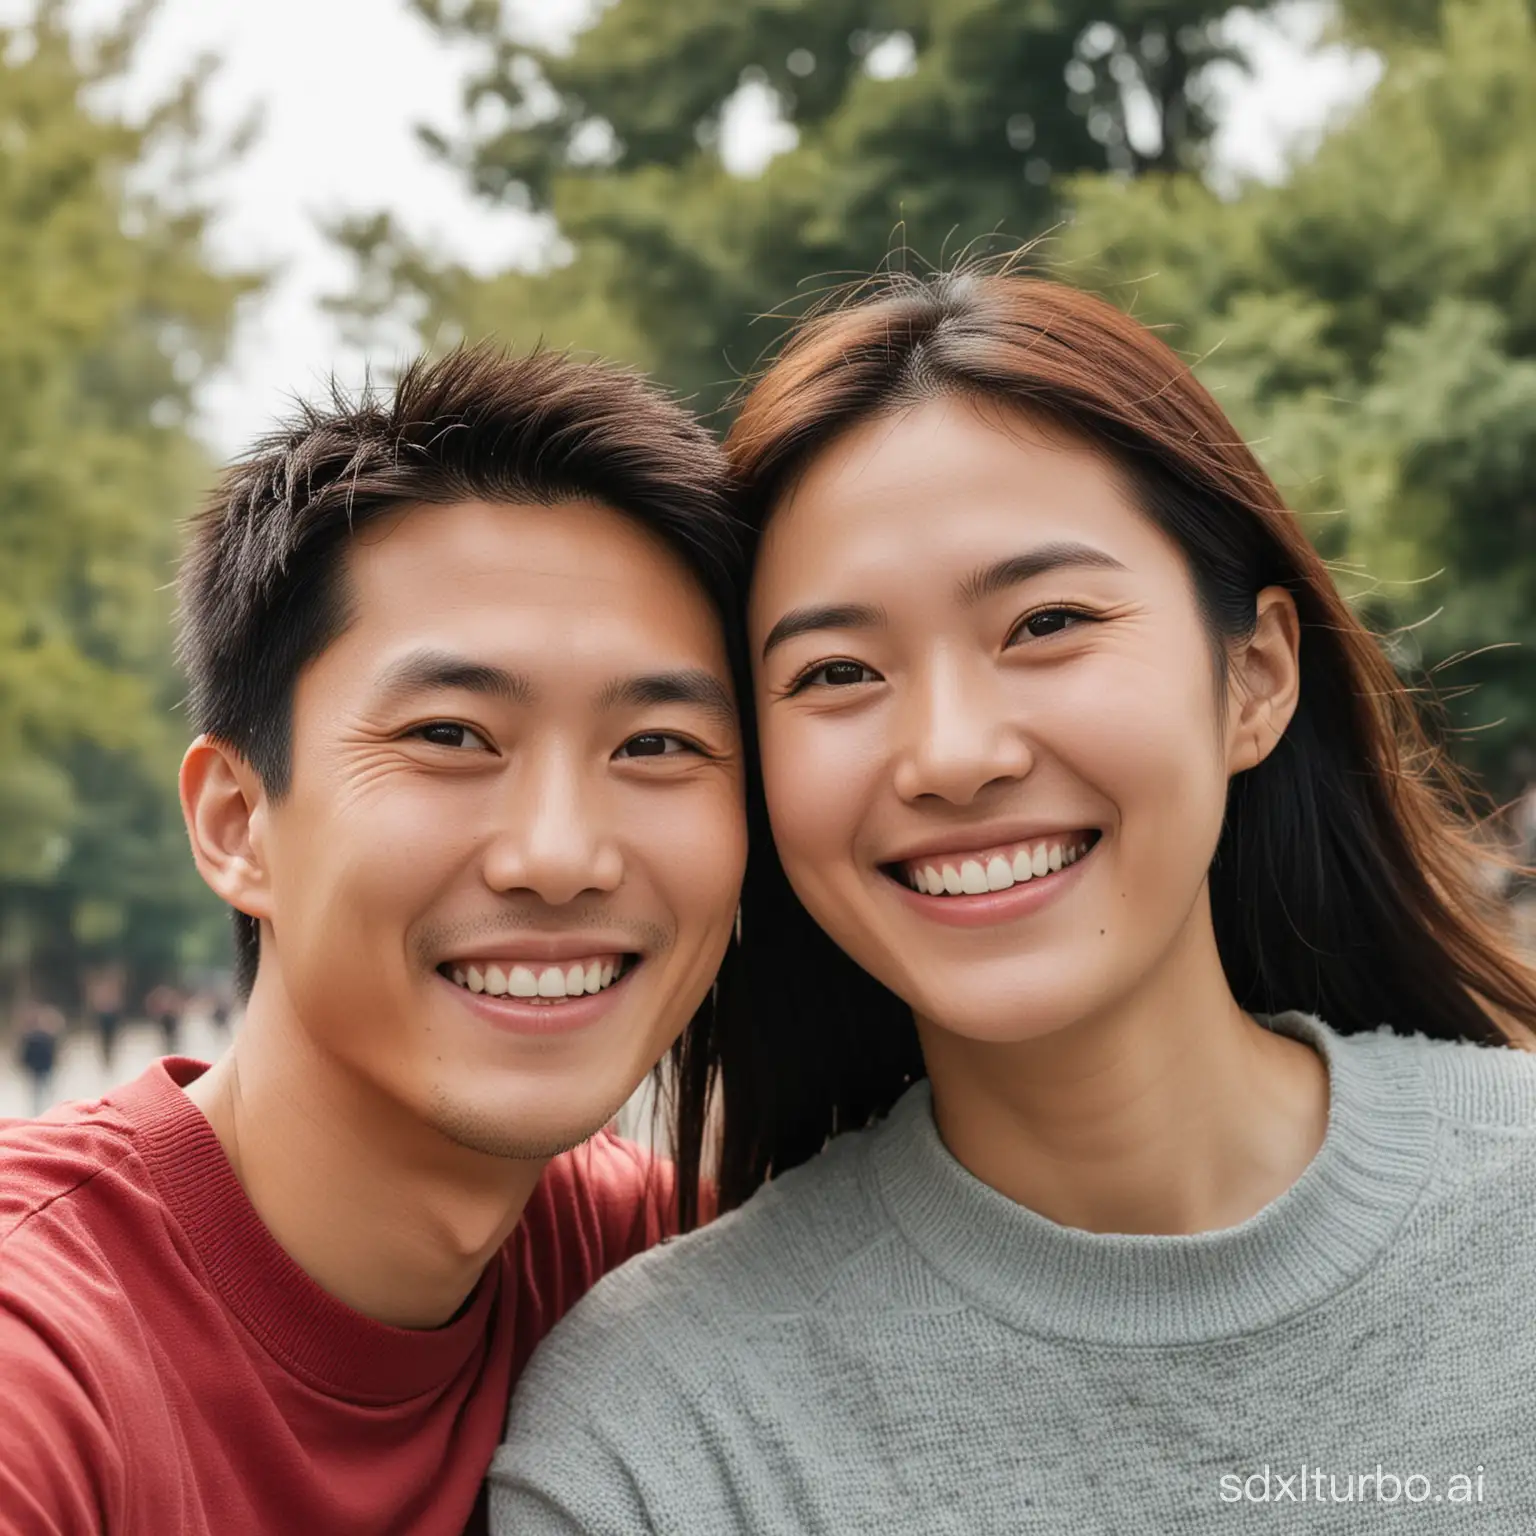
top-left (1226, 587), bottom-right (1301, 775)
top-left (180, 736), bottom-right (273, 922)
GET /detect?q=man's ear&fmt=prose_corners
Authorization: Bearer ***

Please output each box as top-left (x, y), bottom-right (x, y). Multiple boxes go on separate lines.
top-left (1226, 586), bottom-right (1301, 775)
top-left (180, 735), bottom-right (273, 922)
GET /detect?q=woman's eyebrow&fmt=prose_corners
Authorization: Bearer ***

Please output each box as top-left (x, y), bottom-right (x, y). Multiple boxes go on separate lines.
top-left (957, 543), bottom-right (1127, 606)
top-left (760, 602), bottom-right (888, 661)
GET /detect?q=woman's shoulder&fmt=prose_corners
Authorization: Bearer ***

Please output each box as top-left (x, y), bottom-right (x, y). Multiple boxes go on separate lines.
top-left (510, 1118), bottom-right (894, 1398)
top-left (1324, 1015), bottom-right (1536, 1129)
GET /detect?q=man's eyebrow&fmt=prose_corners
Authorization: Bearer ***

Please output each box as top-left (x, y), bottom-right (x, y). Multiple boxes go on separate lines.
top-left (373, 649), bottom-right (534, 706)
top-left (595, 669), bottom-right (738, 729)
top-left (957, 542), bottom-right (1128, 607)
top-left (760, 602), bottom-right (888, 661)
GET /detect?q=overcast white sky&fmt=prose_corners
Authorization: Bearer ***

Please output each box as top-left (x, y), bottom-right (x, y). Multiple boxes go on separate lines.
top-left (5, 0), bottom-right (1380, 455)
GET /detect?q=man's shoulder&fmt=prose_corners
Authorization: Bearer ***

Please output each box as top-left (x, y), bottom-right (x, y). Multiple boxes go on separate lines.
top-left (518, 1129), bottom-right (674, 1266)
top-left (0, 1095), bottom-right (142, 1250)
top-left (515, 1124), bottom-right (889, 1400)
top-left (539, 1127), bottom-right (656, 1205)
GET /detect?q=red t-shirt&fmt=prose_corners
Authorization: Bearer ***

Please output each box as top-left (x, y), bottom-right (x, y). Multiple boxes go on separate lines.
top-left (0, 1059), bottom-right (681, 1535)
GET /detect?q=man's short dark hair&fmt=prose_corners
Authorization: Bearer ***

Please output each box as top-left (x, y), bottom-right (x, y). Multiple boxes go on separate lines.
top-left (177, 344), bottom-right (741, 996)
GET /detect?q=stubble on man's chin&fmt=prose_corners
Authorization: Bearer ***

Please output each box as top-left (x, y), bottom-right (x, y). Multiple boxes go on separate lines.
top-left (426, 1087), bottom-right (640, 1163)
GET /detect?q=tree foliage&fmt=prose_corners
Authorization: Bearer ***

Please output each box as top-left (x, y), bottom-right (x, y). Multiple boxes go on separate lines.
top-left (0, 2), bottom-right (255, 1002)
top-left (341, 0), bottom-right (1272, 414)
top-left (1060, 0), bottom-right (1536, 786)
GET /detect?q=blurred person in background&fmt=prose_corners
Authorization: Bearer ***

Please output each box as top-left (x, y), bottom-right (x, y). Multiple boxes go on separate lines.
top-left (491, 270), bottom-right (1536, 1533)
top-left (13, 1002), bottom-right (65, 1118)
top-left (0, 346), bottom-right (746, 1536)
top-left (207, 976), bottom-right (235, 1036)
top-left (83, 961), bottom-right (126, 1068)
top-left (144, 981), bottom-right (185, 1056)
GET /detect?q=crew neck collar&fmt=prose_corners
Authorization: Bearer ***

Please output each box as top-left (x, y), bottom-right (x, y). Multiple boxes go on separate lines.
top-left (113, 1059), bottom-right (501, 1404)
top-left (870, 1013), bottom-right (1438, 1346)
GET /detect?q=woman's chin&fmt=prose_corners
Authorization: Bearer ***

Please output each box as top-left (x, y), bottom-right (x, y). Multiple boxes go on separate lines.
top-left (904, 976), bottom-right (1094, 1048)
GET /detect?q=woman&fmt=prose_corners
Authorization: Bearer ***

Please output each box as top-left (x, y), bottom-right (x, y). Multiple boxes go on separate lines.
top-left (489, 269), bottom-right (1536, 1533)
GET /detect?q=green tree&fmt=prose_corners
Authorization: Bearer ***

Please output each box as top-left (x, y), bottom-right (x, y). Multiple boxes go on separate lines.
top-left (1059, 0), bottom-right (1536, 788)
top-left (339, 0), bottom-right (1274, 414)
top-left (0, 2), bottom-right (256, 1006)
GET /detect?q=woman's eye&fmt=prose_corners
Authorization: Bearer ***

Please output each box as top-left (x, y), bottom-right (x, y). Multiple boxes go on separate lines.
top-left (615, 733), bottom-right (696, 760)
top-left (794, 660), bottom-right (880, 692)
top-left (1009, 608), bottom-right (1089, 644)
top-left (412, 722), bottom-right (491, 750)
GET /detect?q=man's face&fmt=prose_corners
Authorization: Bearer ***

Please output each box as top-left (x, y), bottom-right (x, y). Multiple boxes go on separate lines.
top-left (251, 499), bottom-right (745, 1158)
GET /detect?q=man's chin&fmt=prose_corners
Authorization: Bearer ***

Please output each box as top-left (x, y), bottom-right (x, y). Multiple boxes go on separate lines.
top-left (425, 1084), bottom-right (640, 1162)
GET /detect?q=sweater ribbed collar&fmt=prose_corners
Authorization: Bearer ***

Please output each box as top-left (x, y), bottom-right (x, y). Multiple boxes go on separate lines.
top-left (113, 1059), bottom-right (502, 1404)
top-left (870, 1014), bottom-right (1438, 1346)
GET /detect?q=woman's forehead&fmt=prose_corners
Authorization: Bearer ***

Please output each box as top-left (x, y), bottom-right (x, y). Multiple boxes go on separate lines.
top-left (752, 402), bottom-right (1160, 603)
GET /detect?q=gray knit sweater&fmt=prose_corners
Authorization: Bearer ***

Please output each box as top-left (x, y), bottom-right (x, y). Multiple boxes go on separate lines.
top-left (489, 1014), bottom-right (1536, 1532)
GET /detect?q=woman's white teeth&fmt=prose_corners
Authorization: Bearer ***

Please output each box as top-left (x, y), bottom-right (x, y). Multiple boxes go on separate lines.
top-left (907, 837), bottom-right (1093, 895)
top-left (448, 958), bottom-right (625, 998)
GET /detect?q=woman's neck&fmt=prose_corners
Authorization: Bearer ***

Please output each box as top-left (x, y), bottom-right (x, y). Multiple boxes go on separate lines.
top-left (917, 905), bottom-right (1329, 1236)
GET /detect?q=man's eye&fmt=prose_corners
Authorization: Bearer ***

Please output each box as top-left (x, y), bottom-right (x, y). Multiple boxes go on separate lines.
top-left (615, 733), bottom-right (697, 760)
top-left (411, 722), bottom-right (491, 750)
top-left (790, 660), bottom-right (880, 693)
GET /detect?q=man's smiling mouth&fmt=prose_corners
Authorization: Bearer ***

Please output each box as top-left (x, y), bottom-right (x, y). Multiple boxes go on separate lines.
top-left (436, 954), bottom-right (638, 1003)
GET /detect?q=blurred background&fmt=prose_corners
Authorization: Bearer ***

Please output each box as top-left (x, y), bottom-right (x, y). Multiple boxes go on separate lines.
top-left (2, 0), bottom-right (1533, 1115)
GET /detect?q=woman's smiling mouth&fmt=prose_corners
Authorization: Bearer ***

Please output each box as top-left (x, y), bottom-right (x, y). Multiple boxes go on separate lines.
top-left (891, 830), bottom-right (1101, 896)
top-left (885, 830), bottom-right (1101, 896)
top-left (879, 830), bottom-right (1103, 927)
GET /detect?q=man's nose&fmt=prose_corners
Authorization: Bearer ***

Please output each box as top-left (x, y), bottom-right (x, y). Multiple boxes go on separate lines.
top-left (890, 652), bottom-right (1033, 806)
top-left (482, 750), bottom-right (623, 905)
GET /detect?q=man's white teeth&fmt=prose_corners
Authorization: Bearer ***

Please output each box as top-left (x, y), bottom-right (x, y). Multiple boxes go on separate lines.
top-left (905, 837), bottom-right (1093, 896)
top-left (448, 958), bottom-right (623, 997)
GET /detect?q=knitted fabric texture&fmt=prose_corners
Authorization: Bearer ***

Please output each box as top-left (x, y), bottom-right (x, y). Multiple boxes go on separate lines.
top-left (490, 1014), bottom-right (1536, 1533)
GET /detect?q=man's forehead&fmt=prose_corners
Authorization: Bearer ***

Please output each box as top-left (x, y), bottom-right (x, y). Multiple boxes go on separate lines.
top-left (363, 645), bottom-right (738, 728)
top-left (347, 496), bottom-right (703, 582)
top-left (335, 497), bottom-right (730, 656)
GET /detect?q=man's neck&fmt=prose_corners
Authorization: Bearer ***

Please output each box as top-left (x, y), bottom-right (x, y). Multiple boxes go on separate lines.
top-left (182, 993), bottom-right (548, 1330)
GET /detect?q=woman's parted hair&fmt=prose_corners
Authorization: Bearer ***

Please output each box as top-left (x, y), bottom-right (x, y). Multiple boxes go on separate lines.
top-left (692, 266), bottom-right (1536, 1213)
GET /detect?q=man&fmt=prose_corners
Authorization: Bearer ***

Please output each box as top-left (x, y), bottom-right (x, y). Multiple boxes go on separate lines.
top-left (0, 346), bottom-right (747, 1534)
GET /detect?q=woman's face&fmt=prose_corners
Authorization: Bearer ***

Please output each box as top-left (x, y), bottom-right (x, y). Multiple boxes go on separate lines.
top-left (749, 395), bottom-right (1292, 1044)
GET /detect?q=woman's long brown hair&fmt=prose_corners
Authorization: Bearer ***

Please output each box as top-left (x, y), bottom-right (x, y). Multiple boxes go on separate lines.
top-left (676, 266), bottom-right (1536, 1218)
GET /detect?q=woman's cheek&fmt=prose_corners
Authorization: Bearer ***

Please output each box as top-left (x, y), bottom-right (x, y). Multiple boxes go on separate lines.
top-left (763, 716), bottom-right (875, 864)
